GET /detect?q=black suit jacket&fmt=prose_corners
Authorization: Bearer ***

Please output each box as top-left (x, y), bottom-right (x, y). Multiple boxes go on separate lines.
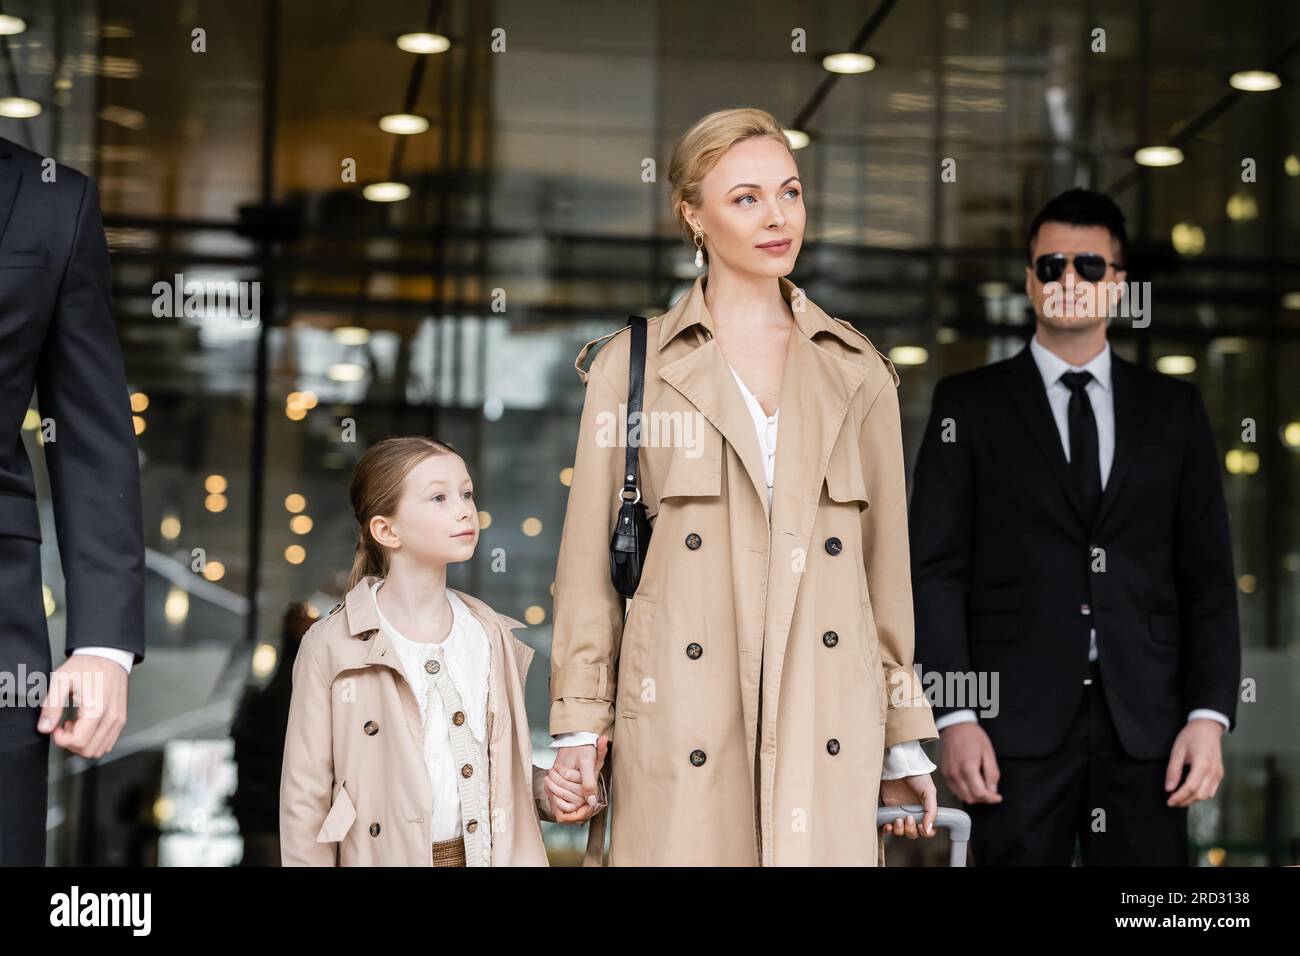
top-left (909, 342), bottom-right (1239, 761)
top-left (0, 136), bottom-right (144, 664)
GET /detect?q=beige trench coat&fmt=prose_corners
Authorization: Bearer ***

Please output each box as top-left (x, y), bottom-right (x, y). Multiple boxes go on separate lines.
top-left (280, 576), bottom-right (553, 866)
top-left (550, 274), bottom-right (938, 866)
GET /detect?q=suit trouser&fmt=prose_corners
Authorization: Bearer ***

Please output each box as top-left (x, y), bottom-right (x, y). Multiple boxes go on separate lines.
top-left (965, 660), bottom-right (1189, 866)
top-left (0, 534), bottom-right (51, 865)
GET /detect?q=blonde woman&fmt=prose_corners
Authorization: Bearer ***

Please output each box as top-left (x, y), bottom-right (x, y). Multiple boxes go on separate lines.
top-left (548, 108), bottom-right (940, 865)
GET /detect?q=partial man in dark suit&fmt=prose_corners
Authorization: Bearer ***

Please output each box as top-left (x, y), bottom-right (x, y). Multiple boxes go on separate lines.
top-left (0, 136), bottom-right (143, 864)
top-left (909, 188), bottom-right (1240, 865)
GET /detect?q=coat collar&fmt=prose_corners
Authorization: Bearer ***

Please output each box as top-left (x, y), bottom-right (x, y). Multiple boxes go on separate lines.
top-left (343, 575), bottom-right (526, 639)
top-left (657, 274), bottom-right (873, 355)
top-left (654, 274), bottom-right (888, 517)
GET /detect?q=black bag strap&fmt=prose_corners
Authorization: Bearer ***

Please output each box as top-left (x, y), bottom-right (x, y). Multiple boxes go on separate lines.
top-left (620, 316), bottom-right (648, 504)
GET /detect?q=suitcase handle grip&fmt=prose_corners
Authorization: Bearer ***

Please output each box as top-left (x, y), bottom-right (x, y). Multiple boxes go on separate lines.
top-left (877, 805), bottom-right (972, 866)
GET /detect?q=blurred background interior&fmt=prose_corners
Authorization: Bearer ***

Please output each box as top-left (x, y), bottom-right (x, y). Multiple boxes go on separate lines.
top-left (3, 0), bottom-right (1296, 865)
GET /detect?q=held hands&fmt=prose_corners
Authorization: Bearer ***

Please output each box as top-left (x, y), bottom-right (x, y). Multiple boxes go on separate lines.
top-left (37, 656), bottom-right (130, 758)
top-left (880, 773), bottom-right (939, 838)
top-left (1164, 718), bottom-right (1224, 808)
top-left (546, 735), bottom-right (610, 824)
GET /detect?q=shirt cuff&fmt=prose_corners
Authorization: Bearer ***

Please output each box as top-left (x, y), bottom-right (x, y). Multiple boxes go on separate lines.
top-left (934, 708), bottom-right (978, 732)
top-left (1187, 708), bottom-right (1230, 730)
top-left (550, 731), bottom-right (599, 749)
top-left (70, 646), bottom-right (134, 676)
top-left (881, 739), bottom-right (938, 780)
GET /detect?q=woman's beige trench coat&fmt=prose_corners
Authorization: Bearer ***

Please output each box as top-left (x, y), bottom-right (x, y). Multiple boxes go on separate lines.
top-left (550, 274), bottom-right (938, 866)
top-left (280, 577), bottom-right (553, 866)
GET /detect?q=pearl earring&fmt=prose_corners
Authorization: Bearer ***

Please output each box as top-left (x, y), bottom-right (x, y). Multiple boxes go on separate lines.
top-left (693, 230), bottom-right (705, 269)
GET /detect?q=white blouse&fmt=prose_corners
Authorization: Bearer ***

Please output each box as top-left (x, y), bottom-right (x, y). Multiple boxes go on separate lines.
top-left (371, 581), bottom-right (492, 841)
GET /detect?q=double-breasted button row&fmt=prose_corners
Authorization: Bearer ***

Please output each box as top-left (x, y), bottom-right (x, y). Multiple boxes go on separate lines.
top-left (684, 532), bottom-right (702, 550)
top-left (363, 720), bottom-right (379, 735)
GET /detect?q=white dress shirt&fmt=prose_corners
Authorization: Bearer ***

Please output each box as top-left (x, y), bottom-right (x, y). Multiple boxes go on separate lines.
top-left (933, 337), bottom-right (1229, 733)
top-left (372, 580), bottom-right (491, 842)
top-left (553, 363), bottom-right (939, 781)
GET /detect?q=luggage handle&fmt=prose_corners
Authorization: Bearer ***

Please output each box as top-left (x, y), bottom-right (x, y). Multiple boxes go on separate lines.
top-left (877, 804), bottom-right (972, 867)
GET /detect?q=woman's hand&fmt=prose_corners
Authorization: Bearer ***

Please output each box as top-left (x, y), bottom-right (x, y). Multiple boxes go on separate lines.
top-left (545, 735), bottom-right (610, 824)
top-left (879, 773), bottom-right (938, 838)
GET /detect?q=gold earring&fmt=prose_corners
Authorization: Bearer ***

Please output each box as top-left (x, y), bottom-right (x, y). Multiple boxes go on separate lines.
top-left (693, 230), bottom-right (705, 268)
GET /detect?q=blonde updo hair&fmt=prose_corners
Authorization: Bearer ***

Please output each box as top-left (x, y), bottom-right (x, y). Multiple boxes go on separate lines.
top-left (668, 107), bottom-right (795, 267)
top-left (347, 435), bottom-right (458, 590)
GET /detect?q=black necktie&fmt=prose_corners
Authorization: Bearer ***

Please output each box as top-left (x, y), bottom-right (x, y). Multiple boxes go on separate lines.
top-left (1061, 370), bottom-right (1100, 524)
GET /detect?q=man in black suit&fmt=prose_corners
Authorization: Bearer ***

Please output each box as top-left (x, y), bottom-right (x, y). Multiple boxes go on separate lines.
top-left (909, 188), bottom-right (1240, 865)
top-left (0, 136), bottom-right (143, 864)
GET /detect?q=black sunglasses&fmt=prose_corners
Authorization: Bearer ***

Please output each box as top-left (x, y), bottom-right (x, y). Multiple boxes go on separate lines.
top-left (1033, 253), bottom-right (1123, 283)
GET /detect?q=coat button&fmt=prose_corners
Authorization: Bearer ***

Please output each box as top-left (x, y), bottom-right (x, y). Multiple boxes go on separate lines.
top-left (369, 822), bottom-right (381, 837)
top-left (822, 630), bottom-right (839, 647)
top-left (461, 763), bottom-right (474, 778)
top-left (452, 710), bottom-right (465, 726)
top-left (825, 537), bottom-right (843, 555)
top-left (363, 720), bottom-right (379, 735)
top-left (466, 819), bottom-right (478, 833)
top-left (686, 642), bottom-right (703, 659)
top-left (689, 749), bottom-right (707, 767)
top-left (685, 532), bottom-right (702, 550)
top-left (425, 659), bottom-right (440, 674)
top-left (826, 738), bottom-right (841, 755)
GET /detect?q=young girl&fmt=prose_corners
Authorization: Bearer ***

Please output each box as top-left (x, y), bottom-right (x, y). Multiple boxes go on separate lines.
top-left (280, 436), bottom-right (605, 866)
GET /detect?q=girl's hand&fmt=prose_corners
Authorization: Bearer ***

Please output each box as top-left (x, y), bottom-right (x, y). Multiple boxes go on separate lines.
top-left (879, 772), bottom-right (938, 838)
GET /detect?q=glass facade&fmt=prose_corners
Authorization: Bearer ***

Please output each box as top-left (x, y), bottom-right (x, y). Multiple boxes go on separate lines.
top-left (5, 0), bottom-right (1296, 865)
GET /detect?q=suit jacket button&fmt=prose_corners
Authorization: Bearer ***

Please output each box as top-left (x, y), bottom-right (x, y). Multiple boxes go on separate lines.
top-left (461, 763), bottom-right (475, 778)
top-left (822, 630), bottom-right (839, 647)
top-left (425, 659), bottom-right (441, 674)
top-left (826, 738), bottom-right (841, 755)
top-left (466, 819), bottom-right (478, 833)
top-left (363, 720), bottom-right (379, 735)
top-left (689, 749), bottom-right (707, 767)
top-left (369, 822), bottom-right (381, 837)
top-left (452, 710), bottom-right (465, 726)
top-left (686, 642), bottom-right (703, 659)
top-left (685, 532), bottom-right (702, 550)
top-left (825, 537), bottom-right (843, 555)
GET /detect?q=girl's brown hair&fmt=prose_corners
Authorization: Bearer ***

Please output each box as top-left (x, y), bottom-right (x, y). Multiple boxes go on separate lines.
top-left (347, 436), bottom-right (458, 590)
top-left (667, 107), bottom-right (795, 267)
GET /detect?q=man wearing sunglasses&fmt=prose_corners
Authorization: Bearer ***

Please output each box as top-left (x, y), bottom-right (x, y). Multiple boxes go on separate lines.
top-left (909, 188), bottom-right (1240, 865)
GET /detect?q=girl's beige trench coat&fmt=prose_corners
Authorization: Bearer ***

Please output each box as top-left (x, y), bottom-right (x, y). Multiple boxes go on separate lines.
top-left (279, 578), bottom-right (556, 866)
top-left (550, 274), bottom-right (939, 866)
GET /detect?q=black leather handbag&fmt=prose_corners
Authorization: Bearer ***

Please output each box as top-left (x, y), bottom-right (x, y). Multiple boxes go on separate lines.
top-left (609, 315), bottom-right (652, 598)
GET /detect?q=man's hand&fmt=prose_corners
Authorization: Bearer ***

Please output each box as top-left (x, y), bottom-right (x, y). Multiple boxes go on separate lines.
top-left (37, 656), bottom-right (129, 758)
top-left (1165, 718), bottom-right (1224, 807)
top-left (880, 773), bottom-right (939, 837)
top-left (939, 722), bottom-right (1003, 805)
top-left (546, 736), bottom-right (609, 824)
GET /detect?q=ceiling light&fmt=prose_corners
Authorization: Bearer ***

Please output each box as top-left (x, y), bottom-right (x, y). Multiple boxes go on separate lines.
top-left (0, 97), bottom-right (41, 118)
top-left (378, 113), bottom-right (429, 135)
top-left (363, 182), bottom-right (410, 202)
top-left (783, 129), bottom-right (810, 150)
top-left (1134, 145), bottom-right (1183, 167)
top-left (396, 32), bottom-right (450, 54)
top-left (1228, 70), bottom-right (1281, 92)
top-left (822, 52), bottom-right (876, 74)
